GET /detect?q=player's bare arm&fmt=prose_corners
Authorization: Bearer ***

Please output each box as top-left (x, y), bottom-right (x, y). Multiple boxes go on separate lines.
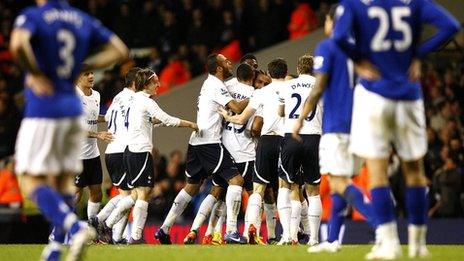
top-left (218, 105), bottom-right (255, 125)
top-left (278, 104), bottom-right (284, 117)
top-left (82, 35), bottom-right (129, 72)
top-left (10, 28), bottom-right (53, 96)
top-left (225, 99), bottom-right (249, 114)
top-left (250, 116), bottom-right (263, 138)
top-left (292, 72), bottom-right (328, 141)
top-left (177, 120), bottom-right (199, 132)
top-left (408, 58), bottom-right (421, 82)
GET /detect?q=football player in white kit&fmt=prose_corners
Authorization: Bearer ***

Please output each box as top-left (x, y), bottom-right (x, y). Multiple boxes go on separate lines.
top-left (123, 68), bottom-right (197, 243)
top-left (156, 54), bottom-right (249, 244)
top-left (75, 71), bottom-right (114, 221)
top-left (219, 58), bottom-right (287, 245)
top-left (89, 67), bottom-right (140, 244)
top-left (278, 54), bottom-right (323, 245)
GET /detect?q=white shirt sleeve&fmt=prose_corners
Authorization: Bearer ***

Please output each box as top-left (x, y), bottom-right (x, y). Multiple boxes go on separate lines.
top-left (249, 89), bottom-right (263, 110)
top-left (147, 100), bottom-right (181, 127)
top-left (215, 85), bottom-right (233, 106)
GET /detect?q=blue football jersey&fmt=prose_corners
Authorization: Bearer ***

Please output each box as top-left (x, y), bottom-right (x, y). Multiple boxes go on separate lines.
top-left (333, 0), bottom-right (459, 101)
top-left (314, 39), bottom-right (355, 134)
top-left (13, 0), bottom-right (113, 118)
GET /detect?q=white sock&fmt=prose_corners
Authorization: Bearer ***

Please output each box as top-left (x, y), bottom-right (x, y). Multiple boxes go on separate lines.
top-left (264, 203), bottom-right (277, 239)
top-left (112, 212), bottom-right (129, 242)
top-left (225, 185), bottom-right (242, 233)
top-left (243, 204), bottom-right (250, 238)
top-left (277, 188), bottom-right (291, 241)
top-left (87, 201), bottom-right (101, 220)
top-left (206, 200), bottom-right (223, 236)
top-left (300, 200), bottom-right (310, 234)
top-left (131, 200), bottom-right (149, 240)
top-left (106, 196), bottom-right (135, 228)
top-left (191, 194), bottom-right (217, 231)
top-left (97, 195), bottom-right (122, 222)
top-left (244, 193), bottom-right (262, 236)
top-left (307, 195), bottom-right (322, 243)
top-left (377, 221), bottom-right (400, 245)
top-left (160, 189), bottom-right (192, 233)
top-left (290, 200), bottom-right (302, 241)
top-left (214, 202), bottom-right (226, 233)
top-left (256, 205), bottom-right (263, 236)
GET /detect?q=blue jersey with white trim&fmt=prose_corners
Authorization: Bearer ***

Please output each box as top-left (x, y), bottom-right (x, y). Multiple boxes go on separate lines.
top-left (13, 0), bottom-right (113, 118)
top-left (333, 0), bottom-right (459, 101)
top-left (314, 38), bottom-right (355, 134)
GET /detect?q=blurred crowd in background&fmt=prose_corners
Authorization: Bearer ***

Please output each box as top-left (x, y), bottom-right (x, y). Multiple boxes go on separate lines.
top-left (0, 0), bottom-right (463, 238)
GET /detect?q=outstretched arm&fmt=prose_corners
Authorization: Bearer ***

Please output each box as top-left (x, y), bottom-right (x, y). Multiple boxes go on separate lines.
top-left (218, 105), bottom-right (256, 125)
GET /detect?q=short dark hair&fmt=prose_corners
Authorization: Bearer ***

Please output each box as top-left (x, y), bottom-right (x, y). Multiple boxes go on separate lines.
top-left (237, 63), bottom-right (254, 82)
top-left (267, 58), bottom-right (287, 79)
top-left (297, 54), bottom-right (314, 75)
top-left (125, 67), bottom-right (142, 87)
top-left (134, 68), bottom-right (156, 91)
top-left (240, 53), bottom-right (257, 64)
top-left (329, 4), bottom-right (338, 20)
top-left (206, 53), bottom-right (219, 74)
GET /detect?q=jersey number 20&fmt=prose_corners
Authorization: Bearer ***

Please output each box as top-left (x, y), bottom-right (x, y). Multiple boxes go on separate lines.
top-left (368, 7), bottom-right (412, 52)
top-left (289, 93), bottom-right (316, 121)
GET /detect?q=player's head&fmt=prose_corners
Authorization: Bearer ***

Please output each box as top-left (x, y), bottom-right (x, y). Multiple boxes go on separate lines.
top-left (206, 53), bottom-right (233, 79)
top-left (253, 69), bottom-right (271, 89)
top-left (324, 4), bottom-right (338, 36)
top-left (135, 68), bottom-right (159, 95)
top-left (240, 53), bottom-right (258, 69)
top-left (297, 54), bottom-right (314, 75)
top-left (125, 67), bottom-right (142, 90)
top-left (77, 71), bottom-right (94, 89)
top-left (237, 63), bottom-right (255, 85)
top-left (267, 58), bottom-right (287, 79)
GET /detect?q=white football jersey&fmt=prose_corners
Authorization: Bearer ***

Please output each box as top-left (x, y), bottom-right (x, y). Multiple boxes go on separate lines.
top-left (222, 79), bottom-right (255, 163)
top-left (105, 88), bottom-right (135, 154)
top-left (127, 92), bottom-right (181, 153)
top-left (279, 74), bottom-right (322, 135)
top-left (248, 81), bottom-right (285, 136)
top-left (77, 87), bottom-right (100, 159)
top-left (189, 74), bottom-right (233, 145)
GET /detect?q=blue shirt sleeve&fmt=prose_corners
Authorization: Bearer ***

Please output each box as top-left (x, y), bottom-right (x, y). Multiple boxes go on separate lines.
top-left (89, 17), bottom-right (113, 46)
top-left (417, 0), bottom-right (460, 58)
top-left (313, 41), bottom-right (332, 75)
top-left (332, 1), bottom-right (362, 62)
top-left (13, 9), bottom-right (37, 35)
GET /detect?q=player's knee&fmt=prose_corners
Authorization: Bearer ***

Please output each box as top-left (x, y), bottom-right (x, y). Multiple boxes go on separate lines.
top-left (184, 183), bottom-right (200, 196)
top-left (305, 184), bottom-right (320, 196)
top-left (228, 174), bottom-right (244, 186)
top-left (402, 159), bottom-right (427, 186)
top-left (253, 183), bottom-right (267, 198)
top-left (278, 178), bottom-right (291, 189)
top-left (89, 189), bottom-right (102, 202)
top-left (328, 176), bottom-right (351, 195)
top-left (210, 186), bottom-right (225, 199)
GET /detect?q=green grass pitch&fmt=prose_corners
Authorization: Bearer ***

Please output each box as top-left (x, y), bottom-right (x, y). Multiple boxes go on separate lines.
top-left (1, 245), bottom-right (463, 260)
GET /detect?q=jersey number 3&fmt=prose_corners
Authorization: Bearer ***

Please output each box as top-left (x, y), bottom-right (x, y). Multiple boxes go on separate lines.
top-left (57, 29), bottom-right (75, 78)
top-left (368, 7), bottom-right (412, 52)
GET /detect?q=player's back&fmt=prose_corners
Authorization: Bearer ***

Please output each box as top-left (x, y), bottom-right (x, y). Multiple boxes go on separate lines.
top-left (281, 74), bottom-right (322, 135)
top-left (334, 0), bottom-right (457, 100)
top-left (315, 38), bottom-right (355, 134)
top-left (105, 88), bottom-right (135, 154)
top-left (251, 81), bottom-right (284, 136)
top-left (15, 1), bottom-right (112, 117)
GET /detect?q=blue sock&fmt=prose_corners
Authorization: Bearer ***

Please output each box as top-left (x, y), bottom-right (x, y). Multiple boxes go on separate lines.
top-left (344, 184), bottom-right (378, 228)
top-left (328, 194), bottom-right (347, 243)
top-left (370, 187), bottom-right (395, 225)
top-left (52, 227), bottom-right (66, 243)
top-left (32, 186), bottom-right (75, 229)
top-left (406, 187), bottom-right (428, 225)
top-left (62, 194), bottom-right (75, 213)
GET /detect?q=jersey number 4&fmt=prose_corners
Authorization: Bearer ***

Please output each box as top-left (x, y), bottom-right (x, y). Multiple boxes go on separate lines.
top-left (289, 93), bottom-right (316, 121)
top-left (368, 7), bottom-right (412, 52)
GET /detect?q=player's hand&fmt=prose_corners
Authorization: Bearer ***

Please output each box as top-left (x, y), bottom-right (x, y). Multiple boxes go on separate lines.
top-left (354, 60), bottom-right (380, 81)
top-left (292, 119), bottom-right (303, 142)
top-left (190, 122), bottom-right (199, 132)
top-left (152, 117), bottom-right (162, 124)
top-left (218, 107), bottom-right (229, 119)
top-left (97, 131), bottom-right (114, 142)
top-left (408, 58), bottom-right (421, 82)
top-left (25, 73), bottom-right (54, 96)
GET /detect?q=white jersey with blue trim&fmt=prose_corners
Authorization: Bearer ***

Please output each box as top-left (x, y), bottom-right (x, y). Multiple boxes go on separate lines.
top-left (77, 87), bottom-right (100, 159)
top-left (105, 88), bottom-right (135, 154)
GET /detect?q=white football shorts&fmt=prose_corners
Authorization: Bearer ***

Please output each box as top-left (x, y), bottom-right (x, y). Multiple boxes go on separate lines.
top-left (319, 133), bottom-right (363, 177)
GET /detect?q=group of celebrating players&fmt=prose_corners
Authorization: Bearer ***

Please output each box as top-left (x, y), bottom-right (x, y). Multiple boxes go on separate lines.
top-left (8, 0), bottom-right (459, 260)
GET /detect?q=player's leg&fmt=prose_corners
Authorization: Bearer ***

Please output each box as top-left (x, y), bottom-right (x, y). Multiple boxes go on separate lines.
top-left (130, 186), bottom-right (152, 243)
top-left (289, 183), bottom-right (302, 244)
top-left (276, 178), bottom-right (292, 244)
top-left (350, 86), bottom-right (401, 259)
top-left (88, 184), bottom-right (102, 220)
top-left (185, 184), bottom-right (225, 244)
top-left (263, 188), bottom-right (278, 244)
top-left (246, 182), bottom-right (266, 244)
top-left (86, 157), bottom-right (103, 220)
top-left (395, 99), bottom-right (429, 258)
